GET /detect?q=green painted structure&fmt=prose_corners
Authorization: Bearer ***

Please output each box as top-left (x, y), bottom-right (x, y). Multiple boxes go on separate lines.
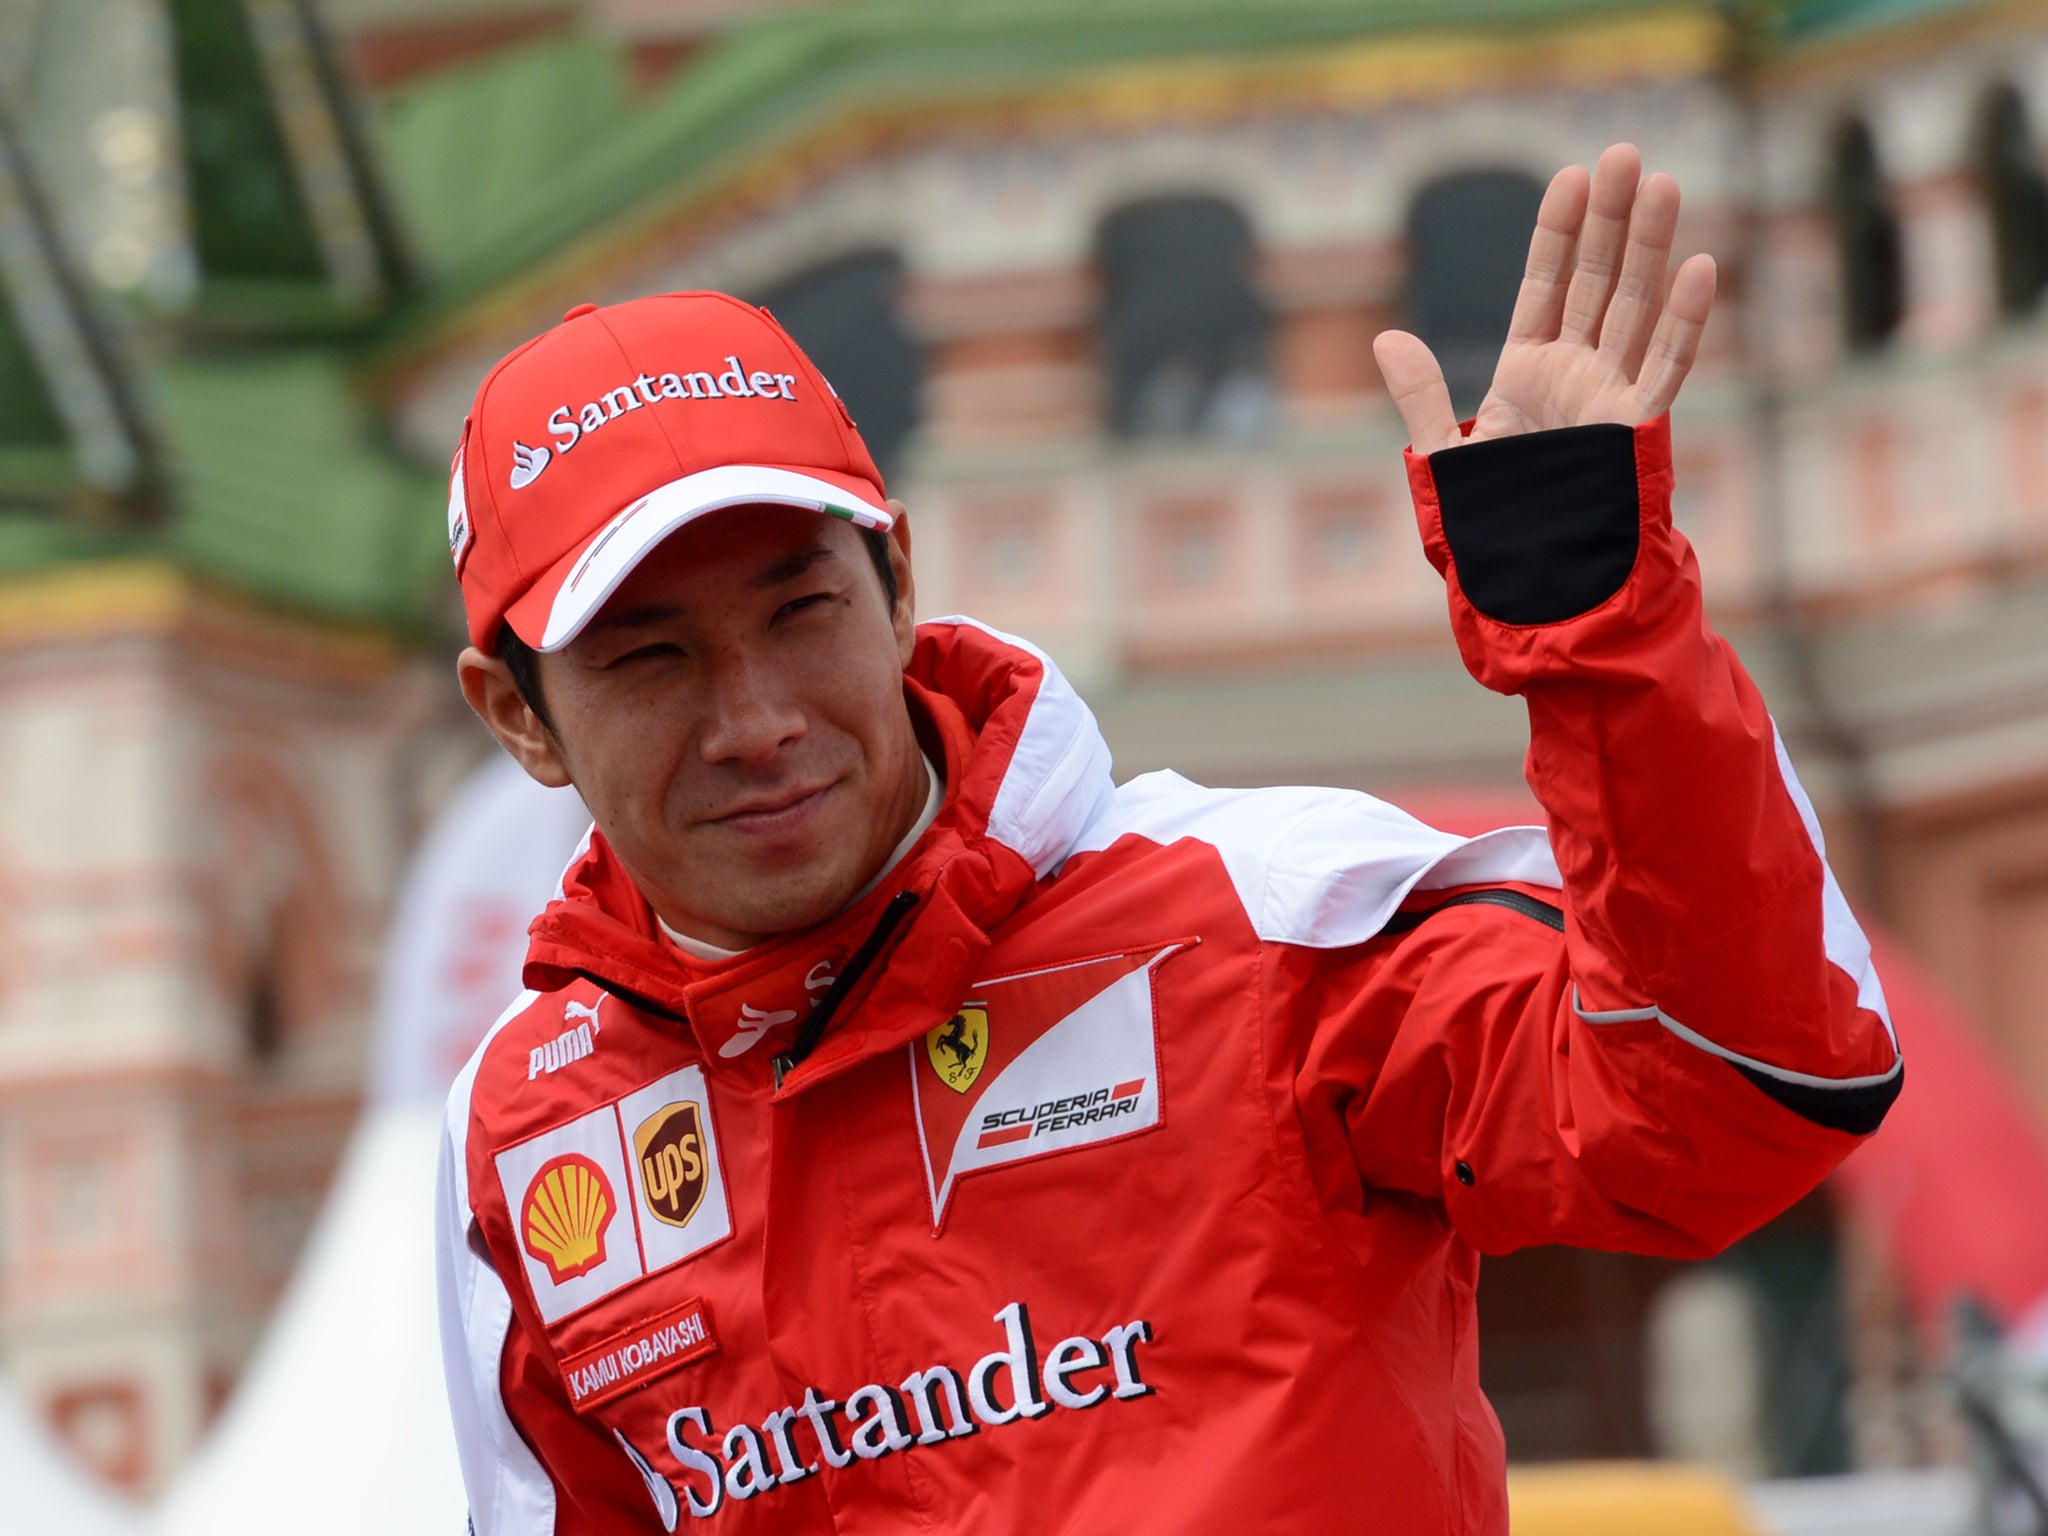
top-left (0, 0), bottom-right (2006, 635)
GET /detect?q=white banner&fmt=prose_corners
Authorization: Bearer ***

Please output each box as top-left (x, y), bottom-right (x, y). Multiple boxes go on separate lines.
top-left (156, 754), bottom-right (590, 1536)
top-left (371, 754), bottom-right (593, 1110)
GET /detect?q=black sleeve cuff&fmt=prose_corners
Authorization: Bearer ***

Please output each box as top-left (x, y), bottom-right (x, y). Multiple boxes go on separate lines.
top-left (1732, 1059), bottom-right (1903, 1137)
top-left (1427, 422), bottom-right (1641, 625)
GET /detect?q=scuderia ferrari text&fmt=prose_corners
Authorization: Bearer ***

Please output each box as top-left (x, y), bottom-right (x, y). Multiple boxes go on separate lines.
top-left (646, 1302), bottom-right (1155, 1520)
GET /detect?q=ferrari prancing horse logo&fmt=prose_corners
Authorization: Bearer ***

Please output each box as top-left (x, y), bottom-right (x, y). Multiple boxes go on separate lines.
top-left (925, 1005), bottom-right (988, 1094)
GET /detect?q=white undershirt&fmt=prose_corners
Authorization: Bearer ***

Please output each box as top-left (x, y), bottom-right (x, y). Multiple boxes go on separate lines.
top-left (657, 752), bottom-right (944, 962)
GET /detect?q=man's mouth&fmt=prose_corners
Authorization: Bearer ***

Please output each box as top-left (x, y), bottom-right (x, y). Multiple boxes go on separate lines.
top-left (708, 782), bottom-right (835, 835)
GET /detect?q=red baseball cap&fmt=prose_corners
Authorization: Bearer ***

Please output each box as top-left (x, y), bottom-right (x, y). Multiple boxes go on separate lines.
top-left (447, 291), bottom-right (894, 653)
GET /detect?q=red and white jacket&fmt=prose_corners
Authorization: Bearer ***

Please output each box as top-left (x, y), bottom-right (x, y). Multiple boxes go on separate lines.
top-left (437, 419), bottom-right (1899, 1535)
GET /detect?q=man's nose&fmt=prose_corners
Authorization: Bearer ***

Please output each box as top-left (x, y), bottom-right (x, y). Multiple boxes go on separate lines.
top-left (697, 651), bottom-right (805, 766)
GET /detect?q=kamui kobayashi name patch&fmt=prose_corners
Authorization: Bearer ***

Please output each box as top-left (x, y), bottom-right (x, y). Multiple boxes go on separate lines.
top-left (560, 1296), bottom-right (718, 1412)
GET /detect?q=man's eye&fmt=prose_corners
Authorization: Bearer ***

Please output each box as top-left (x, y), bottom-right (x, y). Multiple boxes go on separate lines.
top-left (775, 592), bottom-right (834, 621)
top-left (609, 642), bottom-right (682, 666)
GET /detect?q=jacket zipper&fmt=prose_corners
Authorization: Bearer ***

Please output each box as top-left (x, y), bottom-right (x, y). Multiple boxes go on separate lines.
top-left (1378, 887), bottom-right (1564, 936)
top-left (772, 889), bottom-right (921, 1090)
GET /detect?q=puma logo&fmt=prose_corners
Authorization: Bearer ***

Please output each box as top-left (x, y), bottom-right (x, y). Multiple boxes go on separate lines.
top-left (530, 998), bottom-right (602, 1081)
top-left (721, 1002), bottom-right (798, 1059)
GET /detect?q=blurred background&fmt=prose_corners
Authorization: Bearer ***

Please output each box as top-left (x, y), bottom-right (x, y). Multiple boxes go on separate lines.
top-left (5, 0), bottom-right (2048, 1531)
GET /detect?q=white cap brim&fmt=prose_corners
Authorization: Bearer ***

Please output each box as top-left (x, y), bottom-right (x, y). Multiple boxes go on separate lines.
top-left (525, 464), bottom-right (894, 653)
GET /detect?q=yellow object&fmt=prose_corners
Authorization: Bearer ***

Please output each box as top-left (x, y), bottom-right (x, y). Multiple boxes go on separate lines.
top-left (522, 1156), bottom-right (613, 1282)
top-left (634, 1102), bottom-right (709, 1229)
top-left (926, 1006), bottom-right (990, 1094)
top-left (1508, 1462), bottom-right (1763, 1536)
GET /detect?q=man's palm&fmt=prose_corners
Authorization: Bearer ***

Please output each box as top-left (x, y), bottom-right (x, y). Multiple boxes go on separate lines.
top-left (1376, 143), bottom-right (1718, 455)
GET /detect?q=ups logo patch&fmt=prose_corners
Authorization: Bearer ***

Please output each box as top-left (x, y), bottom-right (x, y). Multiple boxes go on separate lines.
top-left (634, 1101), bottom-right (709, 1228)
top-left (925, 1005), bottom-right (988, 1094)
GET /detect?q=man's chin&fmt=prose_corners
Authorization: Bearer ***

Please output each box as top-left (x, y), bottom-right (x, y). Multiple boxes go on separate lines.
top-left (699, 862), bottom-right (874, 943)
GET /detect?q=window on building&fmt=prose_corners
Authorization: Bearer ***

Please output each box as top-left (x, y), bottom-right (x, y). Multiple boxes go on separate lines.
top-left (48, 1380), bottom-right (149, 1490)
top-left (756, 251), bottom-right (921, 483)
top-left (1481, 1192), bottom-right (1849, 1473)
top-left (1977, 82), bottom-right (2048, 317)
top-left (166, 0), bottom-right (327, 285)
top-left (1096, 196), bottom-right (1272, 440)
top-left (0, 289), bottom-right (68, 453)
top-left (1406, 170), bottom-right (1544, 417)
top-left (1829, 117), bottom-right (1905, 351)
top-left (244, 942), bottom-right (283, 1066)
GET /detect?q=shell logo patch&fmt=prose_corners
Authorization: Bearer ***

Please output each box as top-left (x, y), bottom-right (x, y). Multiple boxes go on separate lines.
top-left (522, 1154), bottom-right (615, 1283)
top-left (494, 1063), bottom-right (733, 1325)
top-left (924, 1005), bottom-right (988, 1094)
top-left (634, 1101), bottom-right (708, 1229)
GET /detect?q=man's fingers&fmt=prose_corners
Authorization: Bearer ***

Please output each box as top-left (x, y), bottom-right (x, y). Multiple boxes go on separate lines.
top-left (1372, 330), bottom-right (1461, 454)
top-left (1635, 254), bottom-right (1717, 419)
top-left (1597, 171), bottom-right (1680, 378)
top-left (1558, 143), bottom-right (1642, 345)
top-left (1505, 164), bottom-right (1589, 346)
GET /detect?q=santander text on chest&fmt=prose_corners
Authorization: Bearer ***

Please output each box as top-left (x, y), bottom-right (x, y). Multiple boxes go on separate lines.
top-left (657, 1301), bottom-right (1155, 1519)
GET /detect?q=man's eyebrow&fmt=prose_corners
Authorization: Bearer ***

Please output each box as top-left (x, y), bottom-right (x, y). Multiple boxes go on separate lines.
top-left (584, 545), bottom-right (843, 633)
top-left (752, 543), bottom-right (841, 590)
top-left (585, 601), bottom-right (683, 634)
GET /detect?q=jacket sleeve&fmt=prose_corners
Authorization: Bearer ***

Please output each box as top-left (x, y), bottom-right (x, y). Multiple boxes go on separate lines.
top-left (436, 1078), bottom-right (663, 1535)
top-left (1275, 416), bottom-right (1900, 1258)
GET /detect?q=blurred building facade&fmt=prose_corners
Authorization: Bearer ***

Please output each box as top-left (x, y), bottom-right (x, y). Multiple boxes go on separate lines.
top-left (5, 0), bottom-right (2048, 1496)
top-left (0, 0), bottom-right (453, 1489)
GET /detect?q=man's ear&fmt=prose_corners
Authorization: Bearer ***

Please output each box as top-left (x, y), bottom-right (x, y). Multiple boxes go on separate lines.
top-left (885, 501), bottom-right (916, 667)
top-left (457, 647), bottom-right (575, 789)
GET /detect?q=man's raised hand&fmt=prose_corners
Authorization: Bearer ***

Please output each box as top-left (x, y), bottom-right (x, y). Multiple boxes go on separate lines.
top-left (1373, 143), bottom-right (1717, 456)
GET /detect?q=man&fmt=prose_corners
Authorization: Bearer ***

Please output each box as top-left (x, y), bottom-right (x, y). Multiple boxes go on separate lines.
top-left (437, 145), bottom-right (1900, 1534)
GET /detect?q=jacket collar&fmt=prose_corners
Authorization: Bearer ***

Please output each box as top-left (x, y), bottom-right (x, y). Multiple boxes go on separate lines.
top-left (520, 619), bottom-right (1115, 1096)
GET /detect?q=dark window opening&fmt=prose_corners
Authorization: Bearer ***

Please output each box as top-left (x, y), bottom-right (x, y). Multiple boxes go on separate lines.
top-left (1406, 170), bottom-right (1544, 418)
top-left (245, 944), bottom-right (283, 1066)
top-left (1479, 1192), bottom-right (1849, 1476)
top-left (1978, 82), bottom-right (2048, 317)
top-left (1097, 196), bottom-right (1272, 441)
top-left (166, 0), bottom-right (326, 285)
top-left (1830, 117), bottom-right (1906, 352)
top-left (756, 251), bottom-right (920, 484)
top-left (0, 290), bottom-right (67, 451)
top-left (1720, 1193), bottom-right (1851, 1476)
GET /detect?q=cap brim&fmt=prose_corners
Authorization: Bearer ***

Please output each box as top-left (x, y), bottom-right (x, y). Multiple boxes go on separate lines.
top-left (505, 464), bottom-right (895, 654)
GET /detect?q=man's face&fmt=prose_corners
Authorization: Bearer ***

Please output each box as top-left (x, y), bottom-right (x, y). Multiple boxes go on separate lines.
top-left (461, 505), bottom-right (923, 949)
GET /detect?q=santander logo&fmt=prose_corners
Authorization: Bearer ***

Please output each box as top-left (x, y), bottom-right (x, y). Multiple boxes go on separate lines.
top-left (505, 354), bottom-right (798, 491)
top-left (509, 440), bottom-right (551, 489)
